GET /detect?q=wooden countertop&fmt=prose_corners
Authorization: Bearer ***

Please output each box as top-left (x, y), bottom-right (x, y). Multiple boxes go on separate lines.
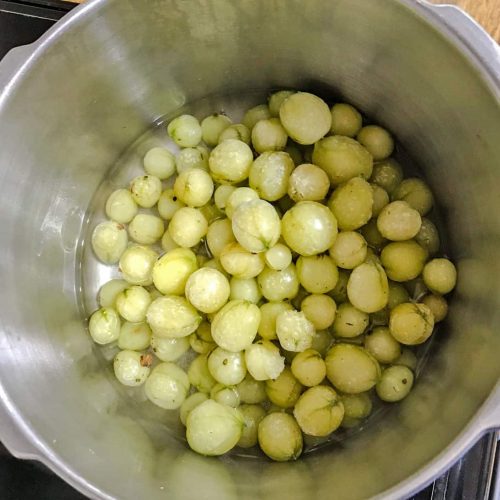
top-left (66, 0), bottom-right (499, 43)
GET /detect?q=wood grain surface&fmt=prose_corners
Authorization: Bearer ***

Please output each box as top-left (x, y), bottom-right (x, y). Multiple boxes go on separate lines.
top-left (65, 0), bottom-right (499, 42)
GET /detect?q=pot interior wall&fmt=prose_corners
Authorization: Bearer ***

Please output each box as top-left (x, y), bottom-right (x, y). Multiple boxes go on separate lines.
top-left (0, 0), bottom-right (500, 498)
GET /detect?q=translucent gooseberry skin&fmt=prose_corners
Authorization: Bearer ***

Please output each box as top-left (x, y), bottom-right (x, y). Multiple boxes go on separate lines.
top-left (88, 307), bottom-right (121, 345)
top-left (130, 175), bottom-right (162, 208)
top-left (209, 139), bottom-right (254, 184)
top-left (174, 168), bottom-right (214, 208)
top-left (257, 413), bottom-right (303, 462)
top-left (281, 201), bottom-right (338, 256)
top-left (152, 248), bottom-right (198, 295)
top-left (249, 152), bottom-right (294, 201)
top-left (293, 385), bottom-right (344, 437)
top-left (328, 177), bottom-right (373, 231)
top-left (333, 303), bottom-right (369, 338)
top-left (380, 240), bottom-right (428, 282)
top-left (151, 336), bottom-right (190, 362)
top-left (389, 302), bottom-right (435, 345)
top-left (357, 125), bottom-right (394, 161)
top-left (113, 350), bottom-right (151, 387)
top-left (325, 344), bottom-right (381, 394)
top-left (291, 349), bottom-right (327, 387)
top-left (105, 189), bottom-right (138, 224)
top-left (329, 231), bottom-right (367, 269)
top-left (146, 296), bottom-right (202, 339)
top-left (220, 242), bottom-right (265, 279)
top-left (312, 136), bottom-right (373, 185)
top-left (157, 189), bottom-right (185, 221)
top-left (145, 362), bottom-right (190, 409)
top-left (422, 258), bottom-right (457, 295)
top-left (251, 118), bottom-right (288, 154)
top-left (276, 310), bottom-right (315, 353)
top-left (186, 400), bottom-right (244, 456)
top-left (245, 340), bottom-right (285, 381)
top-left (257, 264), bottom-right (300, 302)
top-left (364, 327), bottom-right (401, 364)
top-left (128, 214), bottom-right (164, 245)
top-left (347, 262), bottom-right (389, 313)
top-left (167, 114), bottom-right (202, 147)
top-left (376, 365), bottom-right (414, 402)
top-left (279, 92), bottom-right (331, 145)
top-left (265, 244), bottom-right (293, 271)
top-left (208, 347), bottom-right (247, 386)
top-left (210, 300), bottom-right (261, 352)
top-left (300, 294), bottom-right (337, 331)
top-left (168, 207), bottom-right (208, 248)
top-left (91, 221), bottom-right (128, 264)
top-left (377, 201), bottom-right (422, 241)
top-left (201, 113), bottom-right (232, 146)
top-left (288, 163), bottom-right (330, 202)
top-left (185, 268), bottom-right (230, 314)
top-left (232, 199), bottom-right (281, 253)
top-left (143, 147), bottom-right (176, 179)
top-left (119, 245), bottom-right (158, 286)
top-left (330, 103), bottom-right (362, 137)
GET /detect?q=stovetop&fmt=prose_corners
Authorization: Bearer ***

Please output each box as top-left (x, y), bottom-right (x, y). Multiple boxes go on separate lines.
top-left (1, 1), bottom-right (500, 498)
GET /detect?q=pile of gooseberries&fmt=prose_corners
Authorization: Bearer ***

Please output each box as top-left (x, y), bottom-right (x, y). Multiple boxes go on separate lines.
top-left (89, 91), bottom-right (457, 461)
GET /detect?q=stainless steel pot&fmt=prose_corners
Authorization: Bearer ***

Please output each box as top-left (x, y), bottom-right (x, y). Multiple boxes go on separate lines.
top-left (1, 0), bottom-right (500, 498)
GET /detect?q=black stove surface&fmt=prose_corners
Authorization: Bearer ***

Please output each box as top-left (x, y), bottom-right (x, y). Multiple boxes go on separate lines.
top-left (0, 0), bottom-right (72, 58)
top-left (1, 1), bottom-right (499, 499)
